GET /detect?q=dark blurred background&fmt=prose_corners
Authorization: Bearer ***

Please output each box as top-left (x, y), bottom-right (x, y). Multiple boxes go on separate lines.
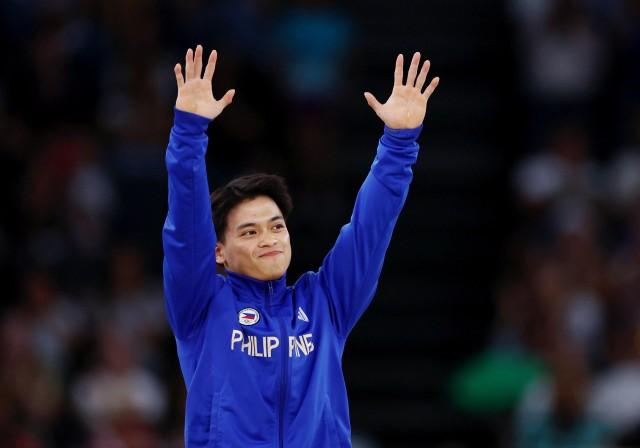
top-left (1, 0), bottom-right (640, 446)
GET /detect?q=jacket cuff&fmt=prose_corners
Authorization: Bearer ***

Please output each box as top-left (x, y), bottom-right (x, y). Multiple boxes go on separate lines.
top-left (381, 125), bottom-right (423, 146)
top-left (173, 108), bottom-right (212, 135)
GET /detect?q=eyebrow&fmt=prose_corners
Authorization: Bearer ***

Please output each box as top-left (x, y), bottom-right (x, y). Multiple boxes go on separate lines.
top-left (235, 215), bottom-right (284, 231)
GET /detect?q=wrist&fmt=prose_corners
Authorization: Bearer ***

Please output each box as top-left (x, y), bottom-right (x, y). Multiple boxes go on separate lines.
top-left (173, 107), bottom-right (212, 135)
top-left (382, 125), bottom-right (423, 143)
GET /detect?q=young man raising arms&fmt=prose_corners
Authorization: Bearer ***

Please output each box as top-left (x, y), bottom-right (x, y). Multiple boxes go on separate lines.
top-left (163, 45), bottom-right (439, 447)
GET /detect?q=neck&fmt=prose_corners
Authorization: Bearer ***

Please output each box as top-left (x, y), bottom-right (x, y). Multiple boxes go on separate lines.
top-left (225, 270), bottom-right (288, 305)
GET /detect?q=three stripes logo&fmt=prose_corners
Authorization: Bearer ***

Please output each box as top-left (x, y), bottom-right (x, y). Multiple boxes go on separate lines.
top-left (297, 307), bottom-right (309, 323)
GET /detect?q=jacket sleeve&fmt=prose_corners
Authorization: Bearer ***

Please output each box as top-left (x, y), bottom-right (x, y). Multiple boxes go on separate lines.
top-left (162, 109), bottom-right (223, 340)
top-left (317, 125), bottom-right (422, 339)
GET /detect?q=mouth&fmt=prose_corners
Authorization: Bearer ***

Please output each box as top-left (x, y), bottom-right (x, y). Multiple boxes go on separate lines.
top-left (259, 251), bottom-right (282, 258)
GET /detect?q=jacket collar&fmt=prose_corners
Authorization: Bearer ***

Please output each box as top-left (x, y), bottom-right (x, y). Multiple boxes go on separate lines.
top-left (225, 270), bottom-right (288, 305)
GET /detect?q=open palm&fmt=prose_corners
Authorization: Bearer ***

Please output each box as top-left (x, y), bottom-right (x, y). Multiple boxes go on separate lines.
top-left (174, 45), bottom-right (235, 120)
top-left (364, 52), bottom-right (439, 129)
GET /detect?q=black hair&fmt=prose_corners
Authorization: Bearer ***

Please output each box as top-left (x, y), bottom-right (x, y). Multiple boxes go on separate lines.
top-left (210, 173), bottom-right (293, 242)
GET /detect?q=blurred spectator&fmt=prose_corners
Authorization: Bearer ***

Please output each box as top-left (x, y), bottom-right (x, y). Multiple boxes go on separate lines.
top-left (0, 269), bottom-right (86, 444)
top-left (23, 130), bottom-right (91, 269)
top-left (514, 123), bottom-right (601, 213)
top-left (611, 213), bottom-right (640, 297)
top-left (0, 310), bottom-right (72, 446)
top-left (64, 133), bottom-right (118, 285)
top-left (606, 109), bottom-right (640, 212)
top-left (272, 0), bottom-right (354, 105)
top-left (21, 269), bottom-right (87, 373)
top-left (515, 345), bottom-right (610, 448)
top-left (552, 215), bottom-right (606, 364)
top-left (71, 326), bottom-right (167, 435)
top-left (2, 1), bottom-right (108, 127)
top-left (98, 243), bottom-right (166, 360)
top-left (510, 0), bottom-right (608, 131)
top-left (449, 276), bottom-right (545, 415)
top-left (587, 308), bottom-right (640, 438)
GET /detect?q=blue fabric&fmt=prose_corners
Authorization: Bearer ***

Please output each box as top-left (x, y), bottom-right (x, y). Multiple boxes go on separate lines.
top-left (162, 108), bottom-right (422, 447)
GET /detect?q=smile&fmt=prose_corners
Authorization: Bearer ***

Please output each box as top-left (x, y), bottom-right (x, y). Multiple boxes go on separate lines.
top-left (259, 251), bottom-right (282, 258)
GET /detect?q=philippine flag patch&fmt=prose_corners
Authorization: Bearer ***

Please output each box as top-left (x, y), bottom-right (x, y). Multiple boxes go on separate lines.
top-left (238, 308), bottom-right (260, 326)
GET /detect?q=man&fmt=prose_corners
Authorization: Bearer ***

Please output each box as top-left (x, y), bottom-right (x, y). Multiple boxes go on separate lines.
top-left (163, 45), bottom-right (439, 447)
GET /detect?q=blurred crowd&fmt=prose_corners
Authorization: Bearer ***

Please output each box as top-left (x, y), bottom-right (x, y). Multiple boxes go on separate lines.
top-left (0, 0), bottom-right (354, 446)
top-left (452, 1), bottom-right (640, 447)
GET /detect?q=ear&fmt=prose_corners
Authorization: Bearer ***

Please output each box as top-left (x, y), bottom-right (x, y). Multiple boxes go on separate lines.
top-left (215, 242), bottom-right (226, 266)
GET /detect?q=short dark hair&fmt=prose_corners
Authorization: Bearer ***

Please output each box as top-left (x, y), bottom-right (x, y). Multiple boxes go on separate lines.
top-left (210, 173), bottom-right (293, 242)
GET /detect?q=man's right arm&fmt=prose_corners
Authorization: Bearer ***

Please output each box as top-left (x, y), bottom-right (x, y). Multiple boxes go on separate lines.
top-left (162, 46), bottom-right (235, 340)
top-left (163, 109), bottom-right (220, 340)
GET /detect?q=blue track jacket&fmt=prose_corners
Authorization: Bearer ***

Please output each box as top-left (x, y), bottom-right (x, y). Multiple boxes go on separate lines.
top-left (163, 109), bottom-right (422, 447)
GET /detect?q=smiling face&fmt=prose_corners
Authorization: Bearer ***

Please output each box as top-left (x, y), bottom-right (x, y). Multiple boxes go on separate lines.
top-left (215, 196), bottom-right (292, 281)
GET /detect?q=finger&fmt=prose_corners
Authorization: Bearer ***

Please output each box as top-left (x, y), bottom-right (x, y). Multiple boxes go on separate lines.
top-left (406, 51), bottom-right (420, 86)
top-left (203, 49), bottom-right (218, 81)
top-left (194, 45), bottom-right (204, 79)
top-left (185, 48), bottom-right (194, 81)
top-left (174, 63), bottom-right (184, 89)
top-left (423, 76), bottom-right (440, 99)
top-left (364, 92), bottom-right (382, 113)
top-left (393, 54), bottom-right (403, 87)
top-left (414, 59), bottom-right (430, 91)
top-left (220, 89), bottom-right (236, 108)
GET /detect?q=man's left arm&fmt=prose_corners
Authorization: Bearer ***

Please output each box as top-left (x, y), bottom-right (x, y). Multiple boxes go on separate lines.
top-left (316, 52), bottom-right (439, 339)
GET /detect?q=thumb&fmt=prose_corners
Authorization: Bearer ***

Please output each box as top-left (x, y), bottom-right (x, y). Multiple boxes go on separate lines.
top-left (221, 89), bottom-right (235, 107)
top-left (363, 92), bottom-right (382, 113)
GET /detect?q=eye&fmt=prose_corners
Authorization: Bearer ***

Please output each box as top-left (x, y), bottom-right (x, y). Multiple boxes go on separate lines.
top-left (240, 229), bottom-right (257, 237)
top-left (272, 223), bottom-right (285, 231)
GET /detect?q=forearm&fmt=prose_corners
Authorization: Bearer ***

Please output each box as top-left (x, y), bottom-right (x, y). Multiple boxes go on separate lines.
top-left (351, 125), bottom-right (422, 230)
top-left (370, 125), bottom-right (422, 195)
top-left (162, 109), bottom-right (218, 339)
top-left (165, 109), bottom-right (214, 230)
top-left (319, 125), bottom-right (422, 337)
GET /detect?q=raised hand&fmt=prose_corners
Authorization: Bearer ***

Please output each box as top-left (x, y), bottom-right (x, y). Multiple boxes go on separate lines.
top-left (364, 52), bottom-right (439, 129)
top-left (174, 45), bottom-right (235, 120)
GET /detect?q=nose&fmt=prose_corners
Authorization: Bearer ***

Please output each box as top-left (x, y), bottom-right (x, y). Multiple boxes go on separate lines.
top-left (258, 237), bottom-right (278, 247)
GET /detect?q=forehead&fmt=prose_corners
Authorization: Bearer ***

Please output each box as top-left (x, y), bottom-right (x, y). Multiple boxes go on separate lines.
top-left (227, 196), bottom-right (283, 226)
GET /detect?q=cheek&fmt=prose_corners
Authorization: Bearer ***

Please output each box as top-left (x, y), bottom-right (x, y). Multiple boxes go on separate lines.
top-left (283, 235), bottom-right (292, 258)
top-left (244, 244), bottom-right (259, 259)
top-left (230, 242), bottom-right (255, 262)
top-left (282, 237), bottom-right (292, 257)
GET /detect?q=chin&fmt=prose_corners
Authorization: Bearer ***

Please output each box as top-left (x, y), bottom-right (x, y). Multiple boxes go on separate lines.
top-left (263, 269), bottom-right (285, 281)
top-left (257, 265), bottom-right (287, 281)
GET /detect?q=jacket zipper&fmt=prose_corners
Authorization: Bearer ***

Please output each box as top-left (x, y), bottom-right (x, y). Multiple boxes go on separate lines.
top-left (268, 280), bottom-right (288, 448)
top-left (267, 281), bottom-right (272, 309)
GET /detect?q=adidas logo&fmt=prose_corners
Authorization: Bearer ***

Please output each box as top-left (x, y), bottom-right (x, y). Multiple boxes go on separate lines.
top-left (297, 307), bottom-right (309, 323)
